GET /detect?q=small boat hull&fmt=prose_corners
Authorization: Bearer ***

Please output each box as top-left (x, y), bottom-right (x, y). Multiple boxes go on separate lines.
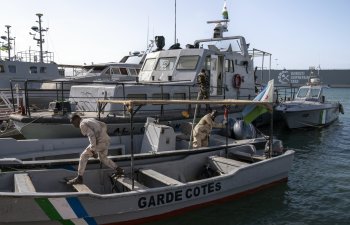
top-left (277, 104), bottom-right (340, 129)
top-left (0, 147), bottom-right (294, 225)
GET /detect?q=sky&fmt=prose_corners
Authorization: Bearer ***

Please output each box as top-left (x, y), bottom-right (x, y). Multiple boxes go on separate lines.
top-left (0, 0), bottom-right (350, 69)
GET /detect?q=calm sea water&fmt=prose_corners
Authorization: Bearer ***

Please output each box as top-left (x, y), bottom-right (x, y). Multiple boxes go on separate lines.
top-left (147, 88), bottom-right (350, 225)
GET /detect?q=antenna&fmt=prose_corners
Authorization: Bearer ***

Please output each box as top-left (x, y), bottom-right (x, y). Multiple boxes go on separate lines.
top-left (174, 0), bottom-right (177, 44)
top-left (146, 16), bottom-right (149, 50)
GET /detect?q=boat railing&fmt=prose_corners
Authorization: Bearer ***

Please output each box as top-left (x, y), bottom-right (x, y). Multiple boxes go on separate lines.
top-left (8, 79), bottom-right (254, 117)
top-left (16, 50), bottom-right (54, 63)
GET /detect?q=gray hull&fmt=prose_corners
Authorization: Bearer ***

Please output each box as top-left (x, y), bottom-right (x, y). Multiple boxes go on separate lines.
top-left (0, 146), bottom-right (294, 225)
top-left (277, 104), bottom-right (340, 129)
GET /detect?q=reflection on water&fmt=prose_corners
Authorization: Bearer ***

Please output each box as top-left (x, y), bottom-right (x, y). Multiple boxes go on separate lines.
top-left (147, 185), bottom-right (289, 225)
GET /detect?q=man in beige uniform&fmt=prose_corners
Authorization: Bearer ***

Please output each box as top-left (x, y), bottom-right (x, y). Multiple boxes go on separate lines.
top-left (192, 110), bottom-right (226, 148)
top-left (67, 114), bottom-right (124, 185)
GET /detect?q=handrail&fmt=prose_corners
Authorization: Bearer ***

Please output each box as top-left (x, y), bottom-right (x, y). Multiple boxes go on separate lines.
top-left (98, 99), bottom-right (272, 111)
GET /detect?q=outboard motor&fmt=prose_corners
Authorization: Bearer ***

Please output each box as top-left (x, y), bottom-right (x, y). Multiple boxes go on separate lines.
top-left (265, 139), bottom-right (284, 156)
top-left (232, 120), bottom-right (257, 140)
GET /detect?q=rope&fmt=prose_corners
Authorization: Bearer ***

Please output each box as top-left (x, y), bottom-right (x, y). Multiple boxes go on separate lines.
top-left (0, 116), bottom-right (45, 137)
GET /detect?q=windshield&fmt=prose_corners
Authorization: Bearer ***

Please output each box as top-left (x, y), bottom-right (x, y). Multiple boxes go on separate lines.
top-left (89, 66), bottom-right (107, 73)
top-left (155, 57), bottom-right (176, 71)
top-left (142, 58), bottom-right (156, 71)
top-left (296, 87), bottom-right (309, 98)
top-left (310, 88), bottom-right (321, 98)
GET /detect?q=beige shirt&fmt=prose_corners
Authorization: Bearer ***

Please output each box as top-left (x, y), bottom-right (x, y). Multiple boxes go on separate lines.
top-left (80, 118), bottom-right (110, 151)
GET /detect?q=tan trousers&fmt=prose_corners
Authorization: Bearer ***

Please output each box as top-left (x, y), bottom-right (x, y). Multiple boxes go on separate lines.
top-left (192, 125), bottom-right (210, 148)
top-left (78, 142), bottom-right (117, 176)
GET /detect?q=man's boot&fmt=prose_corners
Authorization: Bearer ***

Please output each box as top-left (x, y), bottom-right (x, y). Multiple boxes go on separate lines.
top-left (114, 167), bottom-right (124, 178)
top-left (67, 175), bottom-right (83, 185)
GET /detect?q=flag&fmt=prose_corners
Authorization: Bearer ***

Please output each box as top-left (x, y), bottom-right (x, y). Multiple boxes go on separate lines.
top-left (0, 45), bottom-right (9, 51)
top-left (242, 79), bottom-right (274, 124)
top-left (222, 1), bottom-right (229, 20)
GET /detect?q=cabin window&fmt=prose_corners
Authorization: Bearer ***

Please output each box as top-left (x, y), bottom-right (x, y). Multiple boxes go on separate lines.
top-left (225, 59), bottom-right (230, 72)
top-left (142, 58), bottom-right (156, 71)
top-left (296, 88), bottom-right (308, 98)
top-left (0, 65), bottom-right (4, 73)
top-left (155, 57), bottom-right (176, 71)
top-left (310, 88), bottom-right (320, 98)
top-left (211, 58), bottom-right (217, 71)
top-left (205, 56), bottom-right (211, 70)
top-left (173, 93), bottom-right (186, 100)
top-left (91, 66), bottom-right (105, 73)
top-left (176, 56), bottom-right (200, 70)
top-left (127, 94), bottom-right (147, 100)
top-left (152, 93), bottom-right (170, 100)
top-left (29, 66), bottom-right (37, 74)
top-left (110, 67), bottom-right (121, 74)
top-left (225, 59), bottom-right (234, 72)
top-left (136, 69), bottom-right (140, 74)
top-left (8, 65), bottom-right (16, 73)
top-left (119, 68), bottom-right (128, 75)
top-left (40, 67), bottom-right (47, 73)
top-left (129, 68), bottom-right (138, 75)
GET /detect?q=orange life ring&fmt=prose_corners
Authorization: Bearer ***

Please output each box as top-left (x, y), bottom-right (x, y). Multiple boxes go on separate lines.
top-left (233, 74), bottom-right (242, 89)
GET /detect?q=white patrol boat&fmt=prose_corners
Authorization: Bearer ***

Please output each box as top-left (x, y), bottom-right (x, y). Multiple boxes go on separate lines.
top-left (275, 68), bottom-right (344, 128)
top-left (10, 17), bottom-right (265, 139)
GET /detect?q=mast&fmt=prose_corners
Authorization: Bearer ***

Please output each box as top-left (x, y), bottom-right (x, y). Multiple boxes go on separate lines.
top-left (1, 25), bottom-right (13, 60)
top-left (30, 13), bottom-right (48, 63)
top-left (5, 25), bottom-right (11, 60)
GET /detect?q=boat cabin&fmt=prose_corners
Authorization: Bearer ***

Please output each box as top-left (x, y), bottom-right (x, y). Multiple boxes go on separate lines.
top-left (0, 50), bottom-right (61, 89)
top-left (72, 52), bottom-right (145, 81)
top-left (68, 21), bottom-right (257, 113)
top-left (295, 77), bottom-right (327, 103)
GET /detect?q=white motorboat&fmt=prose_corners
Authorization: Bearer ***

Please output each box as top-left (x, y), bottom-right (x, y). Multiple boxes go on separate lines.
top-left (68, 50), bottom-right (146, 82)
top-left (275, 71), bottom-right (344, 129)
top-left (0, 144), bottom-right (294, 225)
top-left (10, 18), bottom-right (266, 139)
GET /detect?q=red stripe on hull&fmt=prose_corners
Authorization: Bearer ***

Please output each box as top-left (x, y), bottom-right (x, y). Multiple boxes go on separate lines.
top-left (104, 177), bottom-right (288, 225)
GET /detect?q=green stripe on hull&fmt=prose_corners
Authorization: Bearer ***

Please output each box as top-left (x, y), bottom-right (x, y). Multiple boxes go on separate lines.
top-left (59, 220), bottom-right (75, 225)
top-left (35, 198), bottom-right (63, 220)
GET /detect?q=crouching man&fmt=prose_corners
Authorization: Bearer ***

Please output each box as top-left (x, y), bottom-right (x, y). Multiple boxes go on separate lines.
top-left (67, 114), bottom-right (124, 185)
top-left (192, 110), bottom-right (226, 148)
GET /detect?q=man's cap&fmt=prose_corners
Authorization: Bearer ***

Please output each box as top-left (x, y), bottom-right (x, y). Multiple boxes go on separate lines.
top-left (69, 113), bottom-right (81, 123)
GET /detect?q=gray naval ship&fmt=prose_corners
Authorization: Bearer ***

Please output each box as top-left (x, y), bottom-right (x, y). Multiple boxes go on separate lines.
top-left (257, 68), bottom-right (350, 87)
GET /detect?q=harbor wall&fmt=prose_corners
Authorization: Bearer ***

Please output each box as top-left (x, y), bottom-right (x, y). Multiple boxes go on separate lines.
top-left (257, 69), bottom-right (350, 87)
